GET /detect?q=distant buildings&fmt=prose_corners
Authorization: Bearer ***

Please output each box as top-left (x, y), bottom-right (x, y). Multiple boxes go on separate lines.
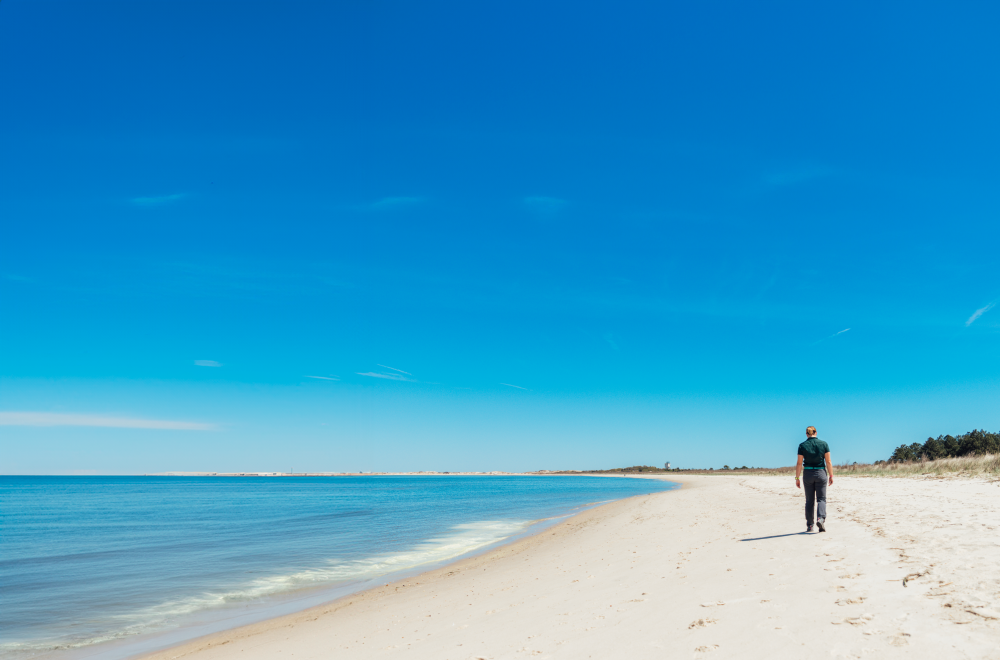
top-left (664, 462), bottom-right (671, 469)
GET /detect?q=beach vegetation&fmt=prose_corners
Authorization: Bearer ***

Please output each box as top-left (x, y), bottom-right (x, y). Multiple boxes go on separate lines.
top-left (565, 465), bottom-right (681, 474)
top-left (831, 453), bottom-right (1000, 477)
top-left (888, 429), bottom-right (999, 463)
top-left (558, 435), bottom-right (1000, 478)
top-left (674, 453), bottom-right (1000, 478)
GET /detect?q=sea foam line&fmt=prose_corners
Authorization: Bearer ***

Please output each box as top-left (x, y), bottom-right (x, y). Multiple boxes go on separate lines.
top-left (0, 520), bottom-right (528, 658)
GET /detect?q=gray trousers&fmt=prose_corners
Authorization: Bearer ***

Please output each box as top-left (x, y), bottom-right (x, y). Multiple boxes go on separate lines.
top-left (803, 469), bottom-right (827, 524)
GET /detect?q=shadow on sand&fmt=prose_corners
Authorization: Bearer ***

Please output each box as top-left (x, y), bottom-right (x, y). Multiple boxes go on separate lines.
top-left (739, 532), bottom-right (812, 541)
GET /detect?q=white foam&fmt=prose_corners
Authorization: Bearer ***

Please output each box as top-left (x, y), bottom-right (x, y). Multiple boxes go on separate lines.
top-left (0, 520), bottom-right (528, 658)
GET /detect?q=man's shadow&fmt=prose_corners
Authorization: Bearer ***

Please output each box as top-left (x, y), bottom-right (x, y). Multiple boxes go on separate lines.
top-left (739, 532), bottom-right (812, 541)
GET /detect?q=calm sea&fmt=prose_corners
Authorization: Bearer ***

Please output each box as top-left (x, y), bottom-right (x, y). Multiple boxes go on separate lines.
top-left (0, 475), bottom-right (677, 659)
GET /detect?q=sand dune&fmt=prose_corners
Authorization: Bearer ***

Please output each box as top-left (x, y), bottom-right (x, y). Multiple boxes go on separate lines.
top-left (142, 475), bottom-right (999, 659)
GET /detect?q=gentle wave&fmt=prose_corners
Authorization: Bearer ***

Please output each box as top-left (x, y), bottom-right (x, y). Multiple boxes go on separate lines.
top-left (0, 519), bottom-right (527, 658)
top-left (2, 475), bottom-right (678, 660)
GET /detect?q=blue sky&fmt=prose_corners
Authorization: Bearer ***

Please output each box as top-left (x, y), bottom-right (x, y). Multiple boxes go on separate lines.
top-left (2, 1), bottom-right (999, 474)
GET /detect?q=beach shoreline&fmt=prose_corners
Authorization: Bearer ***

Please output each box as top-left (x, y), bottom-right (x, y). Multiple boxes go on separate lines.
top-left (128, 478), bottom-right (676, 660)
top-left (38, 475), bottom-right (675, 660)
top-left (129, 473), bottom-right (999, 660)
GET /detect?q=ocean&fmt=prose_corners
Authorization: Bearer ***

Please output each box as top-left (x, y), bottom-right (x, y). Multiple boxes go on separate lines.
top-left (0, 475), bottom-right (678, 659)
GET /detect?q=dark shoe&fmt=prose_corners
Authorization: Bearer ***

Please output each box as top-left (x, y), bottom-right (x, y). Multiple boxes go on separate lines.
top-left (817, 519), bottom-right (826, 533)
top-left (807, 524), bottom-right (814, 533)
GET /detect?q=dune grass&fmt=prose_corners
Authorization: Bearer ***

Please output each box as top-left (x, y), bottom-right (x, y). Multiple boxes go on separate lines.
top-left (569, 454), bottom-right (1000, 479)
top-left (698, 453), bottom-right (1000, 478)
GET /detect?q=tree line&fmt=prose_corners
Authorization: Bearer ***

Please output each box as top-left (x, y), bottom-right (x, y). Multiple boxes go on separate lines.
top-left (886, 429), bottom-right (1000, 463)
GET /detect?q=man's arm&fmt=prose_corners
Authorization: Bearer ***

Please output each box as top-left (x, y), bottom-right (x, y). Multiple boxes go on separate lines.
top-left (795, 454), bottom-right (803, 488)
top-left (825, 451), bottom-right (834, 485)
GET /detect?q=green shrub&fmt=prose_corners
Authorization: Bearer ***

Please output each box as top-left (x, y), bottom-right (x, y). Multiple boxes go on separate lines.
top-left (889, 429), bottom-right (1000, 462)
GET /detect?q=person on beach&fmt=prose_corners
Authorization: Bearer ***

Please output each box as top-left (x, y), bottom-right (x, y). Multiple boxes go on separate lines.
top-left (795, 426), bottom-right (833, 532)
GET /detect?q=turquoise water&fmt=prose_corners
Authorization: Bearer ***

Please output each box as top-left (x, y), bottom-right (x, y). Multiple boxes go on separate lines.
top-left (0, 475), bottom-right (677, 659)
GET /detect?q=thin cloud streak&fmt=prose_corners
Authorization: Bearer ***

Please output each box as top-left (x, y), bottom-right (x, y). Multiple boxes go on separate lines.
top-left (377, 364), bottom-right (412, 375)
top-left (357, 372), bottom-right (415, 382)
top-left (195, 360), bottom-right (223, 367)
top-left (304, 375), bottom-right (339, 381)
top-left (0, 412), bottom-right (216, 430)
top-left (965, 303), bottom-right (995, 327)
top-left (811, 328), bottom-right (850, 346)
top-left (500, 382), bottom-right (528, 390)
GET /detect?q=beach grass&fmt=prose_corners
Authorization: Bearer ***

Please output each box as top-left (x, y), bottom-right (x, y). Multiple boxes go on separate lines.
top-left (692, 453), bottom-right (1000, 478)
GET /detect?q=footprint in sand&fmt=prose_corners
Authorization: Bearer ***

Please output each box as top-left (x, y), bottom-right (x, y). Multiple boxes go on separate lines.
top-left (844, 614), bottom-right (874, 626)
top-left (887, 633), bottom-right (910, 646)
top-left (695, 645), bottom-right (719, 652)
top-left (689, 618), bottom-right (718, 629)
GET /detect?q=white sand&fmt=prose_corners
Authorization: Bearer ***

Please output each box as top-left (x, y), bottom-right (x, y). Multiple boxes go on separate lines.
top-left (143, 475), bottom-right (1000, 660)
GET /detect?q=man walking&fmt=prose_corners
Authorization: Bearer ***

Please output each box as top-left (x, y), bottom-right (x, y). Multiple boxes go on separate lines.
top-left (796, 426), bottom-right (833, 532)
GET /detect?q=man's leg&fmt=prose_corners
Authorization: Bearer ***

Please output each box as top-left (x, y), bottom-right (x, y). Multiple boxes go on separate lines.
top-left (815, 469), bottom-right (828, 523)
top-left (803, 471), bottom-right (816, 527)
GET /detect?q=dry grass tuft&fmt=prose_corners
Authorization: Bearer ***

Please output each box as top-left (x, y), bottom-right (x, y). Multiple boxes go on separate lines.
top-left (713, 453), bottom-right (1000, 478)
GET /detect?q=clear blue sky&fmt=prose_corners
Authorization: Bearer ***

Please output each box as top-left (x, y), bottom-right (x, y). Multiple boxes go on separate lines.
top-left (2, 1), bottom-right (998, 474)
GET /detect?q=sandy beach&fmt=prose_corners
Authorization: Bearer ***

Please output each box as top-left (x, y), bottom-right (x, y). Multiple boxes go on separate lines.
top-left (141, 475), bottom-right (1000, 660)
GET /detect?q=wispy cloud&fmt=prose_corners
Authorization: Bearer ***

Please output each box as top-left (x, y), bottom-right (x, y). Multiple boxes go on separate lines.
top-left (0, 412), bottom-right (215, 430)
top-left (131, 193), bottom-right (187, 206)
top-left (966, 303), bottom-right (995, 327)
top-left (357, 371), bottom-right (415, 382)
top-left (812, 328), bottom-right (850, 346)
top-left (377, 364), bottom-right (412, 375)
top-left (305, 375), bottom-right (340, 381)
top-left (500, 382), bottom-right (528, 390)
top-left (605, 333), bottom-right (620, 351)
top-left (523, 196), bottom-right (568, 217)
top-left (194, 360), bottom-right (222, 367)
top-left (364, 196), bottom-right (422, 211)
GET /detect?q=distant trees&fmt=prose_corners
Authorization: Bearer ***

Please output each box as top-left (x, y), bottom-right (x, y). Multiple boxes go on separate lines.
top-left (888, 430), bottom-right (1000, 462)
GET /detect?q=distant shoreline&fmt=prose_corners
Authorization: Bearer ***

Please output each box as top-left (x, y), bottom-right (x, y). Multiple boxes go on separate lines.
top-left (139, 470), bottom-right (675, 477)
top-left (142, 471), bottom-right (521, 476)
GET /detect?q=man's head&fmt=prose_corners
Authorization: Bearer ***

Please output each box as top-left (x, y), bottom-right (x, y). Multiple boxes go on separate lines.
top-left (806, 426), bottom-right (817, 437)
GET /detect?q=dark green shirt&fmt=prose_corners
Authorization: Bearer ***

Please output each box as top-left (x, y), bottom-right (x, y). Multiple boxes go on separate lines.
top-left (798, 437), bottom-right (830, 469)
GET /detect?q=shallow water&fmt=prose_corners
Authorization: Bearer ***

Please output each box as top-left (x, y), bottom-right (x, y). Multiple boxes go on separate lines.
top-left (0, 475), bottom-right (677, 659)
